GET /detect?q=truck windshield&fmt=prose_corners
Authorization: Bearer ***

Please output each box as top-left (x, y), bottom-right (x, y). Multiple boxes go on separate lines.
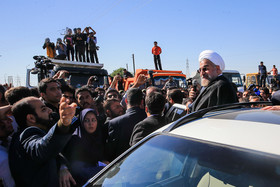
top-left (70, 74), bottom-right (105, 88)
top-left (223, 73), bottom-right (243, 87)
top-left (267, 75), bottom-right (280, 85)
top-left (153, 76), bottom-right (187, 89)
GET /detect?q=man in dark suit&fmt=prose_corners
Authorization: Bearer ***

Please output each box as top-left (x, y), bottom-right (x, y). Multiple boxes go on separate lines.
top-left (130, 92), bottom-right (167, 146)
top-left (107, 88), bottom-right (146, 161)
top-left (9, 96), bottom-right (77, 187)
top-left (191, 50), bottom-right (238, 112)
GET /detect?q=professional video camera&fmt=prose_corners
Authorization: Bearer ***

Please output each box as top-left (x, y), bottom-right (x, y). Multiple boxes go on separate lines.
top-left (31, 55), bottom-right (55, 80)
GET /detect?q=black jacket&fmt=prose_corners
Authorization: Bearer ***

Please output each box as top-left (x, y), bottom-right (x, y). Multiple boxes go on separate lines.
top-left (191, 75), bottom-right (238, 112)
top-left (130, 115), bottom-right (168, 146)
top-left (9, 124), bottom-right (76, 187)
top-left (107, 107), bottom-right (147, 161)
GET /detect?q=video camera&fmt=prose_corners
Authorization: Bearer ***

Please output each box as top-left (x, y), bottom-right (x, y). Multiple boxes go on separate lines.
top-left (90, 75), bottom-right (99, 83)
top-left (33, 56), bottom-right (54, 69)
top-left (32, 55), bottom-right (55, 80)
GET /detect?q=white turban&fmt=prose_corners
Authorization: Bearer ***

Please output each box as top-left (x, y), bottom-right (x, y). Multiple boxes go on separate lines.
top-left (199, 50), bottom-right (225, 71)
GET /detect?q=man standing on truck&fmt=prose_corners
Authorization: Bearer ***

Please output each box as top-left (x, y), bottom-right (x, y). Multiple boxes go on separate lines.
top-left (88, 32), bottom-right (99, 64)
top-left (258, 61), bottom-right (267, 87)
top-left (83, 26), bottom-right (96, 62)
top-left (64, 29), bottom-right (75, 61)
top-left (152, 41), bottom-right (162, 70)
top-left (73, 28), bottom-right (86, 62)
top-left (190, 50), bottom-right (238, 112)
top-left (269, 65), bottom-right (278, 82)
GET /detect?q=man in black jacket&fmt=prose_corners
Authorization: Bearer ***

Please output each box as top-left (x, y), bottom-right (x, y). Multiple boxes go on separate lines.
top-left (39, 78), bottom-right (62, 116)
top-left (9, 96), bottom-right (77, 187)
top-left (191, 50), bottom-right (238, 112)
top-left (107, 88), bottom-right (146, 161)
top-left (130, 92), bottom-right (167, 146)
top-left (73, 28), bottom-right (86, 62)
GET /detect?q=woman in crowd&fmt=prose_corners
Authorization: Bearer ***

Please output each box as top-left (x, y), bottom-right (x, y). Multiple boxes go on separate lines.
top-left (63, 108), bottom-right (107, 185)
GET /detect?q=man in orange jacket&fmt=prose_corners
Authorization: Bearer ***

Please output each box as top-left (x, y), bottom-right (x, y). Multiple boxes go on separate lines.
top-left (152, 41), bottom-right (162, 70)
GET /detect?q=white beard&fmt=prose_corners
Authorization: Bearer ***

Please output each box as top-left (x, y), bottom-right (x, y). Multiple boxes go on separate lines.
top-left (201, 78), bottom-right (211, 87)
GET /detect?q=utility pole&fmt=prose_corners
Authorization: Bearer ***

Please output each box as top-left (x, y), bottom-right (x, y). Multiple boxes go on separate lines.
top-left (132, 54), bottom-right (135, 75)
top-left (126, 63), bottom-right (128, 71)
top-left (186, 58), bottom-right (190, 78)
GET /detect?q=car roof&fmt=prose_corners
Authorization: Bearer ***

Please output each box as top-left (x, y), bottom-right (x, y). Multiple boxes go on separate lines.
top-left (168, 108), bottom-right (280, 156)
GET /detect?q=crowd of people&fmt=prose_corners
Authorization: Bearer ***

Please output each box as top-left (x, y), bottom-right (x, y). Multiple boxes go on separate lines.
top-left (43, 29), bottom-right (163, 70)
top-left (1, 50), bottom-right (280, 187)
top-left (43, 26), bottom-right (99, 63)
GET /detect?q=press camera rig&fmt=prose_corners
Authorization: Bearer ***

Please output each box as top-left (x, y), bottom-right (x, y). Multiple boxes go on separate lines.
top-left (31, 55), bottom-right (55, 81)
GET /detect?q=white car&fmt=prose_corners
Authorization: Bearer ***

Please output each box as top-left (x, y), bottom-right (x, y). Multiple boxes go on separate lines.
top-left (84, 102), bottom-right (280, 187)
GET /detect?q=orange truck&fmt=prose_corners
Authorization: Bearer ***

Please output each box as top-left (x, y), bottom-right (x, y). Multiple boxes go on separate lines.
top-left (123, 69), bottom-right (187, 91)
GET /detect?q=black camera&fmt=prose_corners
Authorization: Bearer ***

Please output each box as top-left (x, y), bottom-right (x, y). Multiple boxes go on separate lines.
top-left (193, 85), bottom-right (197, 92)
top-left (90, 75), bottom-right (99, 82)
top-left (32, 55), bottom-right (55, 80)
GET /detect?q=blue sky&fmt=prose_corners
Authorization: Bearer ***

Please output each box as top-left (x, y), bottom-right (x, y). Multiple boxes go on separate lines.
top-left (0, 0), bottom-right (279, 86)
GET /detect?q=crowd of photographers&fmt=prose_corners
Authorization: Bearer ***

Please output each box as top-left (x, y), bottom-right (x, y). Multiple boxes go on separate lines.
top-left (43, 26), bottom-right (99, 63)
top-left (1, 67), bottom-right (280, 186)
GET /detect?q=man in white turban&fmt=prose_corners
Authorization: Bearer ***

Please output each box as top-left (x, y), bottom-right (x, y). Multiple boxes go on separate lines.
top-left (190, 50), bottom-right (238, 112)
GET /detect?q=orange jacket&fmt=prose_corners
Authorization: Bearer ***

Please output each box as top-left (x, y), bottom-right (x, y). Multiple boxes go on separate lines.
top-left (152, 46), bottom-right (162, 56)
top-left (46, 46), bottom-right (56, 58)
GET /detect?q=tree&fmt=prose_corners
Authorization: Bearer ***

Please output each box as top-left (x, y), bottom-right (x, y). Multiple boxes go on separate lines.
top-left (110, 68), bottom-right (124, 77)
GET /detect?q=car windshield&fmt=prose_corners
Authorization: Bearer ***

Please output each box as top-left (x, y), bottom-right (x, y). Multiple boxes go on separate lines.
top-left (87, 135), bottom-right (280, 187)
top-left (153, 76), bottom-right (187, 89)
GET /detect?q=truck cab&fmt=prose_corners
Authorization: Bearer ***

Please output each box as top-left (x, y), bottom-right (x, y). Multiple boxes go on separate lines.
top-left (192, 70), bottom-right (243, 92)
top-left (222, 70), bottom-right (243, 92)
top-left (245, 73), bottom-right (280, 89)
top-left (26, 57), bottom-right (108, 88)
top-left (123, 69), bottom-right (187, 91)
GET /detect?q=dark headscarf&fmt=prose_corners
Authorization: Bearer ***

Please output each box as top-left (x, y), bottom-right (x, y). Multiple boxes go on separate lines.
top-left (70, 108), bottom-right (105, 164)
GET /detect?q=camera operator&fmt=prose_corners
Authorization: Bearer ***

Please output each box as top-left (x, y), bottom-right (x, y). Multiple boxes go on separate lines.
top-left (83, 26), bottom-right (96, 62)
top-left (42, 38), bottom-right (56, 58)
top-left (73, 28), bottom-right (86, 62)
top-left (63, 29), bottom-right (75, 61)
top-left (55, 38), bottom-right (67, 60)
top-left (87, 32), bottom-right (99, 64)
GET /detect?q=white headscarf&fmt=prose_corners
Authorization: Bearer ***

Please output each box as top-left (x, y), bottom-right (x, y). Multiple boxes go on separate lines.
top-left (199, 50), bottom-right (225, 71)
